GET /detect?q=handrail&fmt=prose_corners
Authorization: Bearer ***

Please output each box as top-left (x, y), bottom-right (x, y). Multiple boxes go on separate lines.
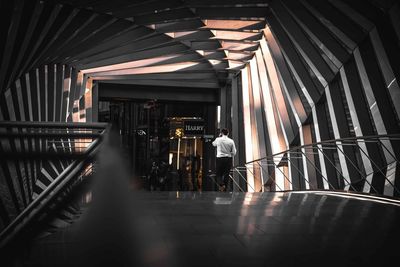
top-left (237, 134), bottom-right (400, 167)
top-left (0, 121), bottom-right (108, 129)
top-left (229, 134), bottom-right (400, 196)
top-left (0, 122), bottom-right (110, 249)
top-left (0, 132), bottom-right (102, 138)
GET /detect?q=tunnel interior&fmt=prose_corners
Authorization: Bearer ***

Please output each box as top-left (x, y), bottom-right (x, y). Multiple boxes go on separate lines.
top-left (1, 0), bottom-right (400, 266)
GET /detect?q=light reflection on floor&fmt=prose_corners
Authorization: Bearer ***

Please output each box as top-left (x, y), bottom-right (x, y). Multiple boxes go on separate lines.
top-left (13, 190), bottom-right (400, 267)
top-left (7, 136), bottom-right (400, 267)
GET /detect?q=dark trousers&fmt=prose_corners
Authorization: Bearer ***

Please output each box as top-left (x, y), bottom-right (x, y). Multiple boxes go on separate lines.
top-left (216, 157), bottom-right (232, 188)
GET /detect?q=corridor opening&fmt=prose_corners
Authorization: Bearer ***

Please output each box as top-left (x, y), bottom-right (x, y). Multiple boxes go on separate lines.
top-left (98, 99), bottom-right (217, 191)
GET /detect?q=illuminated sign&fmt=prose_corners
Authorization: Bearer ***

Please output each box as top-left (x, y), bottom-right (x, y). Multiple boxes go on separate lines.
top-left (136, 129), bottom-right (146, 136)
top-left (175, 128), bottom-right (183, 138)
top-left (183, 120), bottom-right (205, 136)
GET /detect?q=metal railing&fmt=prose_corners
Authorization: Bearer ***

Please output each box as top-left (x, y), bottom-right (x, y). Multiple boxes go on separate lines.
top-left (0, 121), bottom-right (107, 159)
top-left (0, 121), bottom-right (109, 249)
top-left (228, 134), bottom-right (400, 197)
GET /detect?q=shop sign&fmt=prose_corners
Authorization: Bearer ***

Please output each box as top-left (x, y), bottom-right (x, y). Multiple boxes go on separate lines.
top-left (136, 129), bottom-right (147, 136)
top-left (183, 120), bottom-right (205, 136)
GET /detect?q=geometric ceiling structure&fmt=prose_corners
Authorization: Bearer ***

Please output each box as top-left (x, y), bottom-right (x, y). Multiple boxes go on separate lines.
top-left (0, 0), bottom-right (269, 91)
top-left (1, 1), bottom-right (400, 255)
top-left (2, 1), bottom-right (400, 258)
top-left (1, 0), bottom-right (400, 209)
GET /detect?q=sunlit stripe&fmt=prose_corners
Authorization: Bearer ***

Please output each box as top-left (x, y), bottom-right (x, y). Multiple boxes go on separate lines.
top-left (228, 60), bottom-right (245, 69)
top-left (249, 58), bottom-right (264, 190)
top-left (384, 162), bottom-right (397, 196)
top-left (217, 105), bottom-right (221, 129)
top-left (340, 67), bottom-right (373, 193)
top-left (202, 19), bottom-right (264, 30)
top-left (369, 28), bottom-right (400, 119)
top-left (212, 30), bottom-right (261, 40)
top-left (86, 62), bottom-right (203, 76)
top-left (221, 40), bottom-right (259, 50)
top-left (324, 85), bottom-right (350, 189)
top-left (311, 106), bottom-right (329, 189)
top-left (241, 66), bottom-right (255, 192)
top-left (258, 39), bottom-right (287, 190)
top-left (299, 128), bottom-right (310, 190)
top-left (353, 48), bottom-right (395, 163)
top-left (63, 76), bottom-right (71, 122)
top-left (165, 31), bottom-right (197, 38)
top-left (81, 54), bottom-right (184, 74)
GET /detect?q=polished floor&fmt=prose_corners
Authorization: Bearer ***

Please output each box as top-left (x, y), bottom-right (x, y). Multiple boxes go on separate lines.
top-left (8, 188), bottom-right (400, 267)
top-left (5, 141), bottom-right (400, 267)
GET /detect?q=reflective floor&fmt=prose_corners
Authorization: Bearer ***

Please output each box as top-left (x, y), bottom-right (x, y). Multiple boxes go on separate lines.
top-left (5, 140), bottom-right (400, 267)
top-left (10, 189), bottom-right (400, 267)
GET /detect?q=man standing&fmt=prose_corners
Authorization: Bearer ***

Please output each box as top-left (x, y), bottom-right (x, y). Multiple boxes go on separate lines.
top-left (212, 128), bottom-right (237, 192)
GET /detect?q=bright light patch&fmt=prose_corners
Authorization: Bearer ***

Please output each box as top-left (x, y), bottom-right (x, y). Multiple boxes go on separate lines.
top-left (241, 66), bottom-right (255, 192)
top-left (217, 105), bottom-right (221, 129)
top-left (202, 19), bottom-right (264, 30)
top-left (81, 54), bottom-right (182, 74)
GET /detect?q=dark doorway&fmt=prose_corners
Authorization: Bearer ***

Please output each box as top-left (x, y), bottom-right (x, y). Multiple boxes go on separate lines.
top-left (98, 99), bottom-right (217, 191)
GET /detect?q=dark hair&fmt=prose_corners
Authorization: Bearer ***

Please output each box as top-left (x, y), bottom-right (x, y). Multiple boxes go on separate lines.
top-left (221, 128), bottom-right (229, 135)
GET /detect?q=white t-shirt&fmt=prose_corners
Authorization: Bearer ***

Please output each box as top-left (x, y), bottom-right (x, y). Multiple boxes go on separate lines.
top-left (212, 135), bottom-right (237, 158)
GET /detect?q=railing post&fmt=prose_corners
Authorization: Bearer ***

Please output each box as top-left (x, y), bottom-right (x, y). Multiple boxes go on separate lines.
top-left (229, 134), bottom-right (400, 197)
top-left (286, 151), bottom-right (308, 190)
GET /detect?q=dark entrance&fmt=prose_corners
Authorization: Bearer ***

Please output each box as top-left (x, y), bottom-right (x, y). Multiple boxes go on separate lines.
top-left (98, 99), bottom-right (217, 191)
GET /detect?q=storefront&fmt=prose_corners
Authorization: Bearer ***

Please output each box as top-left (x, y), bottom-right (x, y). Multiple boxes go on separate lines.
top-left (168, 118), bottom-right (205, 191)
top-left (99, 100), bottom-right (217, 191)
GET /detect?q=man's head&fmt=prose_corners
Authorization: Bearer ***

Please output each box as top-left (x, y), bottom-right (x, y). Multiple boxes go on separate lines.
top-left (221, 128), bottom-right (229, 136)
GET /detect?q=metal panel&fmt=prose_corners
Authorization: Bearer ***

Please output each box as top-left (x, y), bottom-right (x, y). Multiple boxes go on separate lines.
top-left (55, 64), bottom-right (64, 122)
top-left (299, 124), bottom-right (318, 189)
top-left (0, 0), bottom-right (24, 93)
top-left (38, 66), bottom-right (47, 122)
top-left (18, 4), bottom-right (62, 77)
top-left (8, 0), bottom-right (43, 91)
top-left (389, 3), bottom-right (400, 43)
top-left (302, 0), bottom-right (366, 45)
top-left (47, 64), bottom-right (55, 122)
top-left (49, 15), bottom-right (117, 62)
top-left (61, 66), bottom-right (72, 122)
top-left (250, 57), bottom-right (268, 190)
top-left (328, 0), bottom-right (374, 32)
top-left (78, 43), bottom-right (189, 70)
top-left (369, 28), bottom-right (400, 121)
top-left (112, 0), bottom-right (183, 17)
top-left (134, 7), bottom-right (194, 24)
top-left (345, 0), bottom-right (400, 106)
top-left (75, 35), bottom-right (174, 66)
top-left (67, 68), bottom-right (78, 122)
top-left (284, 0), bottom-right (350, 65)
top-left (152, 19), bottom-right (205, 33)
top-left (313, 100), bottom-right (340, 189)
top-left (270, 0), bottom-right (335, 83)
top-left (29, 6), bottom-right (79, 69)
top-left (65, 26), bottom-right (154, 63)
top-left (260, 39), bottom-right (296, 143)
top-left (61, 21), bottom-right (136, 64)
top-left (241, 66), bottom-right (256, 192)
top-left (264, 28), bottom-right (308, 123)
top-left (44, 13), bottom-right (99, 63)
top-left (358, 40), bottom-right (400, 137)
top-left (266, 9), bottom-right (322, 104)
top-left (340, 60), bottom-right (387, 194)
top-left (195, 7), bottom-right (268, 19)
top-left (231, 76), bottom-right (240, 191)
top-left (325, 80), bottom-right (363, 191)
